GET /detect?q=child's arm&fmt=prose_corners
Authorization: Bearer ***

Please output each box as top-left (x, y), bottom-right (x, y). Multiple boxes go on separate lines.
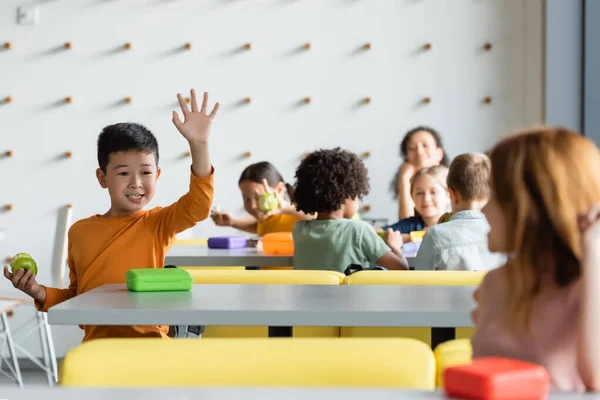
top-left (376, 252), bottom-right (409, 270)
top-left (376, 228), bottom-right (409, 270)
top-left (397, 162), bottom-right (416, 219)
top-left (211, 212), bottom-right (259, 234)
top-left (153, 90), bottom-right (219, 241)
top-left (3, 238), bottom-right (78, 312)
top-left (3, 267), bottom-right (47, 303)
top-left (578, 205), bottom-right (600, 390)
top-left (172, 90), bottom-right (218, 179)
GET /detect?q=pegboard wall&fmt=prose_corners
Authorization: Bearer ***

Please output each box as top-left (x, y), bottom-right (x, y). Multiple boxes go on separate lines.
top-left (0, 0), bottom-right (543, 355)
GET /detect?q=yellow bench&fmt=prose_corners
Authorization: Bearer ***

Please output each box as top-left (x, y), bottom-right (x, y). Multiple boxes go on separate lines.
top-left (185, 270), bottom-right (344, 338)
top-left (60, 338), bottom-right (436, 389)
top-left (342, 271), bottom-right (485, 346)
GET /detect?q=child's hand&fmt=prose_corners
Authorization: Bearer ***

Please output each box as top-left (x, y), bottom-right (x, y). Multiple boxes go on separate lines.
top-left (211, 212), bottom-right (233, 227)
top-left (256, 179), bottom-right (288, 219)
top-left (384, 228), bottom-right (403, 254)
top-left (398, 162), bottom-right (416, 181)
top-left (172, 89), bottom-right (220, 144)
top-left (3, 266), bottom-right (42, 298)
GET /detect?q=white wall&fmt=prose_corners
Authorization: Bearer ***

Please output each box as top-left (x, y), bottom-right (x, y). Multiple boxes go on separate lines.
top-left (0, 0), bottom-right (543, 358)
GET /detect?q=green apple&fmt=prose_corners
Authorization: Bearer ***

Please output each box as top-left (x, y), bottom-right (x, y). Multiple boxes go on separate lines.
top-left (10, 253), bottom-right (38, 275)
top-left (259, 193), bottom-right (279, 212)
top-left (442, 213), bottom-right (453, 223)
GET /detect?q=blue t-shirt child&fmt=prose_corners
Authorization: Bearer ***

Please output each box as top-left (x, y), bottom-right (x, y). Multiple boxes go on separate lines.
top-left (384, 215), bottom-right (426, 233)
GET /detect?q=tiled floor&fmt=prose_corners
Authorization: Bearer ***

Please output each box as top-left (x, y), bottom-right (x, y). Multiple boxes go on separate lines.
top-left (0, 370), bottom-right (54, 388)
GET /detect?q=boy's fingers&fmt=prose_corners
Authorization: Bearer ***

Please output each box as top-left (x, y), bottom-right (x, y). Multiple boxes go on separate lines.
top-left (190, 89), bottom-right (198, 113)
top-left (25, 274), bottom-right (36, 290)
top-left (176, 93), bottom-right (190, 116)
top-left (200, 91), bottom-right (208, 114)
top-left (209, 102), bottom-right (220, 119)
top-left (172, 111), bottom-right (183, 129)
top-left (17, 270), bottom-right (33, 290)
top-left (11, 268), bottom-right (24, 284)
top-left (3, 266), bottom-right (13, 280)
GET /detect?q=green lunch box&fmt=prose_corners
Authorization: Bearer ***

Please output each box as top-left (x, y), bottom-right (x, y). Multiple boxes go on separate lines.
top-left (126, 268), bottom-right (193, 292)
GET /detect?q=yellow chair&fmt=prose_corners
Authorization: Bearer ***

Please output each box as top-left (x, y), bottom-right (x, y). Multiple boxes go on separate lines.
top-left (342, 271), bottom-right (485, 345)
top-left (187, 270), bottom-right (345, 338)
top-left (60, 338), bottom-right (436, 389)
top-left (433, 339), bottom-right (472, 387)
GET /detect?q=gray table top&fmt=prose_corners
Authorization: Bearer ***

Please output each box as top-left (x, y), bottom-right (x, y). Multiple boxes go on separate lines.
top-left (48, 284), bottom-right (474, 327)
top-left (0, 388), bottom-right (597, 399)
top-left (165, 245), bottom-right (294, 267)
top-left (165, 244), bottom-right (416, 268)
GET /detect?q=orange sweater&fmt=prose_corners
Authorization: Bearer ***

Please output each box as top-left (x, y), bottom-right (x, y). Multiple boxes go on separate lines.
top-left (36, 170), bottom-right (214, 341)
top-left (257, 214), bottom-right (301, 236)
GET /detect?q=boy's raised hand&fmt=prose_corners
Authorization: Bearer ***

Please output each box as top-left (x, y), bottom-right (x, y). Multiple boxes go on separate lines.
top-left (172, 89), bottom-right (220, 144)
top-left (3, 266), bottom-right (42, 298)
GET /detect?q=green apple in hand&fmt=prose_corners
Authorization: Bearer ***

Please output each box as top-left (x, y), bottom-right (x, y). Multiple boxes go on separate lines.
top-left (259, 193), bottom-right (279, 212)
top-left (10, 253), bottom-right (38, 275)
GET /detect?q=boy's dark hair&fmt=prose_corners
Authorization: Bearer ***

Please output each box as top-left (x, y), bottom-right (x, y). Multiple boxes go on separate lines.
top-left (239, 161), bottom-right (293, 200)
top-left (447, 153), bottom-right (491, 200)
top-left (390, 126), bottom-right (449, 198)
top-left (97, 123), bottom-right (159, 173)
top-left (293, 148), bottom-right (370, 214)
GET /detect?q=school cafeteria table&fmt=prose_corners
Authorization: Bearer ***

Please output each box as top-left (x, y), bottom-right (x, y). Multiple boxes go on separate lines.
top-left (164, 244), bottom-right (417, 268)
top-left (48, 283), bottom-right (473, 347)
top-left (1, 388), bottom-right (598, 400)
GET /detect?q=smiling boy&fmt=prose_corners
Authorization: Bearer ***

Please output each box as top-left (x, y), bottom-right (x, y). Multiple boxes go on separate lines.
top-left (4, 89), bottom-right (218, 341)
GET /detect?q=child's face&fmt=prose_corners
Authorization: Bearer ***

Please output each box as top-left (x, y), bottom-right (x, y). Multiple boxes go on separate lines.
top-left (411, 174), bottom-right (449, 220)
top-left (482, 193), bottom-right (507, 253)
top-left (406, 131), bottom-right (444, 170)
top-left (239, 180), bottom-right (286, 219)
top-left (96, 151), bottom-right (160, 217)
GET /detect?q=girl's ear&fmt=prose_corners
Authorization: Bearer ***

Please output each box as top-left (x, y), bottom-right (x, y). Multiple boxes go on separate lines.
top-left (275, 181), bottom-right (287, 196)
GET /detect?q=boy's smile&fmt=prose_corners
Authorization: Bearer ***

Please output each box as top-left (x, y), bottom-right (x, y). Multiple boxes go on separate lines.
top-left (96, 151), bottom-right (161, 217)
